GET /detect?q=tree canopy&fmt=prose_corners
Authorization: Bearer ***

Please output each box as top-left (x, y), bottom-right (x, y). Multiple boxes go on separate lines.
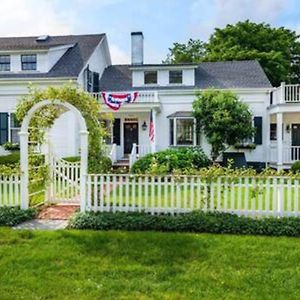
top-left (164, 20), bottom-right (300, 86)
top-left (192, 89), bottom-right (254, 161)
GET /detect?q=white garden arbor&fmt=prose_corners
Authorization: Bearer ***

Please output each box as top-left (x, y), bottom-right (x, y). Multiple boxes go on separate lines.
top-left (19, 99), bottom-right (89, 212)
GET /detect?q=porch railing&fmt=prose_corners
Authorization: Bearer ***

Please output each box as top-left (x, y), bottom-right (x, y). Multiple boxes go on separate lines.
top-left (271, 83), bottom-right (300, 105)
top-left (90, 91), bottom-right (159, 103)
top-left (129, 144), bottom-right (152, 168)
top-left (269, 145), bottom-right (300, 164)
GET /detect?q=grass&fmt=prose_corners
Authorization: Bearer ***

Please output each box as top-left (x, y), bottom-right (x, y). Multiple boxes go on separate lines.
top-left (0, 228), bottom-right (300, 299)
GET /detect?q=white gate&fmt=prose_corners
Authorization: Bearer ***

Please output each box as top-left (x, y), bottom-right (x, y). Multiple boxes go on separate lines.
top-left (47, 154), bottom-right (81, 203)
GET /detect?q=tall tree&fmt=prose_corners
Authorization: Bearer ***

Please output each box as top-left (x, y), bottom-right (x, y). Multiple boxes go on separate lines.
top-left (193, 89), bottom-right (254, 162)
top-left (163, 39), bottom-right (206, 64)
top-left (164, 21), bottom-right (300, 86)
top-left (205, 20), bottom-right (300, 86)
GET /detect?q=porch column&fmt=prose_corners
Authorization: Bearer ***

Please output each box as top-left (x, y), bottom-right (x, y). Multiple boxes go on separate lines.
top-left (266, 113), bottom-right (270, 167)
top-left (277, 112), bottom-right (283, 169)
top-left (151, 109), bottom-right (157, 153)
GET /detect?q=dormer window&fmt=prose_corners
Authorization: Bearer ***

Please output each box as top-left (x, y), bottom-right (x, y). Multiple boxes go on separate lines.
top-left (21, 54), bottom-right (37, 71)
top-left (169, 70), bottom-right (182, 84)
top-left (144, 71), bottom-right (157, 84)
top-left (0, 55), bottom-right (10, 71)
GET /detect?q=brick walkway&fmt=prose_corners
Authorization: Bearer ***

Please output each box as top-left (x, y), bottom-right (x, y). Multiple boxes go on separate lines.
top-left (38, 203), bottom-right (79, 220)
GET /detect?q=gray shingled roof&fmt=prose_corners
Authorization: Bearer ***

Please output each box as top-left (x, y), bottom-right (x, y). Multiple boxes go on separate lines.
top-left (0, 34), bottom-right (105, 78)
top-left (99, 60), bottom-right (272, 91)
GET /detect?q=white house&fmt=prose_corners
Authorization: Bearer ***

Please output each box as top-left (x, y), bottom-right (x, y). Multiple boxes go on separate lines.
top-left (99, 32), bottom-right (277, 169)
top-left (0, 31), bottom-right (297, 170)
top-left (0, 33), bottom-right (111, 156)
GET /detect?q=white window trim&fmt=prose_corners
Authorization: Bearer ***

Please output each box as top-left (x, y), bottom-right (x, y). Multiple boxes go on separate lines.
top-left (170, 117), bottom-right (197, 147)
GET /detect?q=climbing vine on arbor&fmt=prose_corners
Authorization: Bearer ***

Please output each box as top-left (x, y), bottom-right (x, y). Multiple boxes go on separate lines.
top-left (16, 84), bottom-right (111, 173)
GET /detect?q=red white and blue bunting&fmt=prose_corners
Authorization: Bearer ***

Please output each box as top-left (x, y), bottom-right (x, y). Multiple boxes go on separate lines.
top-left (101, 91), bottom-right (138, 111)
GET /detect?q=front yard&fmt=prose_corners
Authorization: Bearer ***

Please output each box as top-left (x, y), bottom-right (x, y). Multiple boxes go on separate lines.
top-left (0, 228), bottom-right (300, 299)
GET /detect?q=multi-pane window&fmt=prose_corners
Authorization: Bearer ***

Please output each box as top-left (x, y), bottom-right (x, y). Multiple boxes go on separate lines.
top-left (169, 118), bottom-right (200, 146)
top-left (169, 70), bottom-right (182, 84)
top-left (21, 54), bottom-right (37, 71)
top-left (10, 113), bottom-right (21, 143)
top-left (270, 124), bottom-right (277, 141)
top-left (144, 71), bottom-right (157, 84)
top-left (0, 55), bottom-right (10, 71)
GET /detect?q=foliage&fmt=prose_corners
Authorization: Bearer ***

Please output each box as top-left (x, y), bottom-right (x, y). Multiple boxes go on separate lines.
top-left (164, 20), bottom-right (300, 86)
top-left (0, 152), bottom-right (20, 166)
top-left (62, 156), bottom-right (80, 162)
top-left (234, 142), bottom-right (256, 150)
top-left (15, 85), bottom-right (111, 173)
top-left (193, 89), bottom-right (254, 161)
top-left (163, 39), bottom-right (206, 64)
top-left (131, 147), bottom-right (210, 174)
top-left (291, 161), bottom-right (300, 174)
top-left (0, 207), bottom-right (36, 226)
top-left (205, 20), bottom-right (300, 86)
top-left (1, 229), bottom-right (300, 299)
top-left (69, 210), bottom-right (300, 237)
top-left (2, 142), bottom-right (20, 151)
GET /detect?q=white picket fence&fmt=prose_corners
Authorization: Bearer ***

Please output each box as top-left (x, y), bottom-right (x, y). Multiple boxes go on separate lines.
top-left (0, 174), bottom-right (21, 207)
top-left (86, 174), bottom-right (300, 217)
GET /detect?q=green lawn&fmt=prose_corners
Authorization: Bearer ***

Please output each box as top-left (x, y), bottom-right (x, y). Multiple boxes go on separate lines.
top-left (1, 228), bottom-right (300, 299)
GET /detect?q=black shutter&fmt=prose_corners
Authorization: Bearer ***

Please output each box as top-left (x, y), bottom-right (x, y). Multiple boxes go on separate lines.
top-left (113, 118), bottom-right (121, 146)
top-left (254, 116), bottom-right (263, 145)
top-left (93, 72), bottom-right (100, 93)
top-left (0, 113), bottom-right (8, 145)
top-left (169, 119), bottom-right (174, 145)
top-left (270, 91), bottom-right (273, 105)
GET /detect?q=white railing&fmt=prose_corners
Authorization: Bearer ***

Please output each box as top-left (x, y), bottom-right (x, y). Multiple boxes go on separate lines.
top-left (137, 144), bottom-right (152, 158)
top-left (270, 145), bottom-right (300, 164)
top-left (129, 143), bottom-right (137, 168)
top-left (0, 174), bottom-right (20, 207)
top-left (272, 83), bottom-right (300, 105)
top-left (86, 174), bottom-right (300, 217)
top-left (90, 91), bottom-right (159, 104)
top-left (109, 143), bottom-right (117, 164)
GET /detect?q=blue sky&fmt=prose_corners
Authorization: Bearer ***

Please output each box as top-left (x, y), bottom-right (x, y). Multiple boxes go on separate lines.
top-left (0, 0), bottom-right (299, 64)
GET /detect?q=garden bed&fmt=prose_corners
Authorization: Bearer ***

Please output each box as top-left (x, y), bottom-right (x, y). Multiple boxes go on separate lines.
top-left (0, 207), bottom-right (36, 226)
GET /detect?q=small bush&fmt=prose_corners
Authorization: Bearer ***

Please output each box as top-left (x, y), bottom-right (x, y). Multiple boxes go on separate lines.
top-left (3, 142), bottom-right (20, 151)
top-left (0, 207), bottom-right (36, 226)
top-left (69, 211), bottom-right (300, 237)
top-left (62, 156), bottom-right (80, 163)
top-left (89, 155), bottom-right (112, 173)
top-left (291, 161), bottom-right (300, 173)
top-left (131, 147), bottom-right (210, 174)
top-left (0, 152), bottom-right (20, 166)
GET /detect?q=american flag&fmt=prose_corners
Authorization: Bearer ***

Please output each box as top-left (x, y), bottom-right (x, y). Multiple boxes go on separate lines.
top-left (149, 109), bottom-right (155, 142)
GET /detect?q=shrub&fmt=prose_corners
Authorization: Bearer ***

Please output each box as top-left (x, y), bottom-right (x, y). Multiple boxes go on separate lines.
top-left (69, 211), bottom-right (300, 237)
top-left (62, 156), bottom-right (80, 163)
top-left (0, 152), bottom-right (20, 166)
top-left (3, 142), bottom-right (20, 151)
top-left (0, 207), bottom-right (36, 226)
top-left (89, 155), bottom-right (112, 173)
top-left (131, 147), bottom-right (210, 174)
top-left (291, 161), bottom-right (300, 173)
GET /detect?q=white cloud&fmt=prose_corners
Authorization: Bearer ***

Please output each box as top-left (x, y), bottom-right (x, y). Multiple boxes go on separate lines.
top-left (190, 0), bottom-right (288, 39)
top-left (110, 44), bottom-right (130, 64)
top-left (0, 0), bottom-right (74, 36)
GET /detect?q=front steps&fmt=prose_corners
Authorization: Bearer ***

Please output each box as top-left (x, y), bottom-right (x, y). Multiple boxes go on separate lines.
top-left (112, 158), bottom-right (130, 170)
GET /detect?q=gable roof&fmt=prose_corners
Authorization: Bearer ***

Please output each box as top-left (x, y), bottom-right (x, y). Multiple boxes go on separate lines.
top-left (0, 34), bottom-right (105, 79)
top-left (99, 60), bottom-right (272, 91)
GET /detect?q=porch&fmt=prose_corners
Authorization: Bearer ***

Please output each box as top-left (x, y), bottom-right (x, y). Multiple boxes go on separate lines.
top-left (95, 91), bottom-right (160, 168)
top-left (268, 83), bottom-right (300, 169)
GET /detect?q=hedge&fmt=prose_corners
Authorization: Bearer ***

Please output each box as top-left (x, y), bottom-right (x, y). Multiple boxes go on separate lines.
top-left (69, 211), bottom-right (300, 237)
top-left (0, 207), bottom-right (36, 226)
top-left (0, 152), bottom-right (20, 166)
